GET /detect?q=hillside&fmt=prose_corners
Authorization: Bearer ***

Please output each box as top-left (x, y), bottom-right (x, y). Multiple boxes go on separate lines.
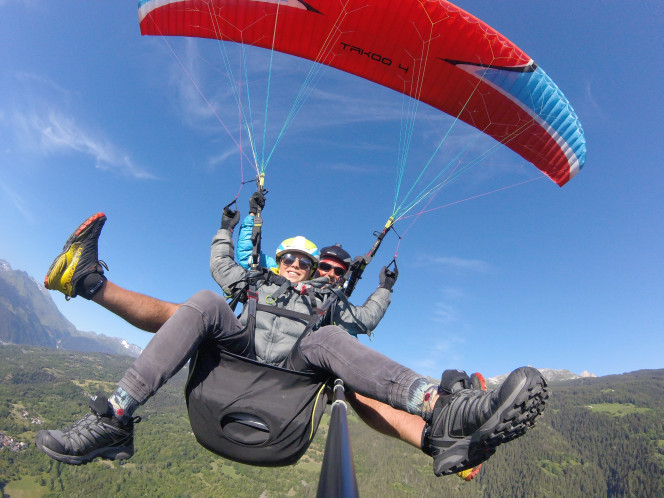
top-left (0, 259), bottom-right (141, 357)
top-left (1, 345), bottom-right (662, 497)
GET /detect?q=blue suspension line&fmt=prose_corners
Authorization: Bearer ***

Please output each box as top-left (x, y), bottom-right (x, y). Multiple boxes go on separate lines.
top-left (392, 65), bottom-right (494, 219)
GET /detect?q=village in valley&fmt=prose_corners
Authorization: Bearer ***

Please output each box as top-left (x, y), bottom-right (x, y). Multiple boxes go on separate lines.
top-left (1, 410), bottom-right (42, 453)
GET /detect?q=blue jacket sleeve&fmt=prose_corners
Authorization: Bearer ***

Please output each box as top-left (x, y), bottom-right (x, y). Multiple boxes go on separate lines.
top-left (236, 214), bottom-right (277, 270)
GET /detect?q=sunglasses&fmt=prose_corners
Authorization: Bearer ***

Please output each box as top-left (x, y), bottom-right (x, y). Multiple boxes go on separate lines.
top-left (280, 252), bottom-right (314, 271)
top-left (318, 261), bottom-right (346, 276)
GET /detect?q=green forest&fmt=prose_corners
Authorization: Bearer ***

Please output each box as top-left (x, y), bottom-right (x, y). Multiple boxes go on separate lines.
top-left (1, 345), bottom-right (662, 497)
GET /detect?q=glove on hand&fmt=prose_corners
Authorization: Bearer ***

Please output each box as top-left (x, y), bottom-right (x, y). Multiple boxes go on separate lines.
top-left (379, 266), bottom-right (398, 291)
top-left (221, 207), bottom-right (240, 231)
top-left (249, 191), bottom-right (266, 214)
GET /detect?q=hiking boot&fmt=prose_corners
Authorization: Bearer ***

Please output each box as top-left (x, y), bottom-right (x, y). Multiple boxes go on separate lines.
top-left (458, 372), bottom-right (487, 481)
top-left (44, 212), bottom-right (107, 299)
top-left (432, 370), bottom-right (488, 480)
top-left (423, 366), bottom-right (548, 476)
top-left (35, 394), bottom-right (140, 465)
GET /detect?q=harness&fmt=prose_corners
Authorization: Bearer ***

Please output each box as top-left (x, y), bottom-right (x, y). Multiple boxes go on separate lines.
top-left (186, 195), bottom-right (338, 465)
top-left (185, 270), bottom-right (337, 466)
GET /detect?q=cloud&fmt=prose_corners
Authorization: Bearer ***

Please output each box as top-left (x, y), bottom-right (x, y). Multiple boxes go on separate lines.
top-left (159, 38), bottom-right (518, 188)
top-left (431, 256), bottom-right (491, 272)
top-left (162, 40), bottom-right (418, 171)
top-left (12, 108), bottom-right (156, 180)
top-left (165, 39), bottom-right (454, 138)
top-left (431, 302), bottom-right (460, 325)
top-left (409, 336), bottom-right (467, 375)
top-left (206, 145), bottom-right (246, 174)
top-left (164, 38), bottom-right (248, 135)
top-left (582, 78), bottom-right (606, 119)
top-left (0, 181), bottom-right (34, 222)
top-left (174, 53), bottom-right (226, 124)
top-left (323, 162), bottom-right (378, 174)
top-left (208, 146), bottom-right (240, 166)
top-left (414, 254), bottom-right (491, 273)
top-left (1, 71), bottom-right (156, 180)
top-left (402, 287), bottom-right (472, 375)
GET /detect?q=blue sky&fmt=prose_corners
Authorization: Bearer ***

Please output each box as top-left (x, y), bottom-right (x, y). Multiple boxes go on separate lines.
top-left (1, 1), bottom-right (662, 380)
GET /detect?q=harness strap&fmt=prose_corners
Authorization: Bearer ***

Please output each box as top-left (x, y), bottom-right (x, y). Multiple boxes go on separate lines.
top-left (226, 279), bottom-right (248, 311)
top-left (303, 286), bottom-right (320, 315)
top-left (255, 304), bottom-right (319, 325)
top-left (250, 213), bottom-right (263, 269)
top-left (249, 175), bottom-right (266, 270)
top-left (266, 279), bottom-right (292, 302)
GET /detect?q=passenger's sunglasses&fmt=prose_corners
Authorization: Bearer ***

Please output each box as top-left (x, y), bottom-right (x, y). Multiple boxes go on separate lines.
top-left (318, 261), bottom-right (346, 276)
top-left (280, 253), bottom-right (314, 271)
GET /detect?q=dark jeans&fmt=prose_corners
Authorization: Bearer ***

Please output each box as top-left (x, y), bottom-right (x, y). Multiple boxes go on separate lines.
top-left (119, 290), bottom-right (424, 414)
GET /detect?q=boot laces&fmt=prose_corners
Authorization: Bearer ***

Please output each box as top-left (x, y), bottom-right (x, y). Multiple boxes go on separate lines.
top-left (450, 388), bottom-right (498, 437)
top-left (60, 412), bottom-right (116, 451)
top-left (59, 411), bottom-right (138, 453)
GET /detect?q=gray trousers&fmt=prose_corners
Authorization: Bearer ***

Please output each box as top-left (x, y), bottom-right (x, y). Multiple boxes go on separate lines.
top-left (119, 290), bottom-right (424, 414)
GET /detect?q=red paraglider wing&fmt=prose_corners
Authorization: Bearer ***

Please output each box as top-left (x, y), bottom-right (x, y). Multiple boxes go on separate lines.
top-left (139, 0), bottom-right (585, 185)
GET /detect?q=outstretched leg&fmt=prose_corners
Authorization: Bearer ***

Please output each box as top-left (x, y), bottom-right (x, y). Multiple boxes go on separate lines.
top-left (294, 325), bottom-right (548, 476)
top-left (347, 392), bottom-right (425, 448)
top-left (92, 280), bottom-right (179, 333)
top-left (35, 290), bottom-right (247, 465)
top-left (347, 370), bottom-right (485, 455)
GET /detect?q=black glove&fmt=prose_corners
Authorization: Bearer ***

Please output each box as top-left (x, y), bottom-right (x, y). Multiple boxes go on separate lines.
top-left (221, 207), bottom-right (240, 231)
top-left (249, 191), bottom-right (266, 214)
top-left (379, 266), bottom-right (397, 291)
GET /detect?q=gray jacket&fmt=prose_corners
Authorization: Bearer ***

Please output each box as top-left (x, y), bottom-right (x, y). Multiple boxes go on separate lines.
top-left (210, 228), bottom-right (391, 365)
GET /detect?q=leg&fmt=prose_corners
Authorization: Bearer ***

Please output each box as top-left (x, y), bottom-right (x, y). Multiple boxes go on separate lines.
top-left (347, 392), bottom-right (424, 448)
top-left (118, 290), bottom-right (247, 404)
top-left (293, 325), bottom-right (432, 414)
top-left (92, 280), bottom-right (180, 333)
top-left (35, 290), bottom-right (247, 464)
top-left (346, 371), bottom-right (481, 450)
top-left (294, 325), bottom-right (548, 476)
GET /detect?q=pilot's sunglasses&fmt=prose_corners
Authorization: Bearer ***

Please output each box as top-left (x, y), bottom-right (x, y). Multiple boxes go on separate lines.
top-left (318, 261), bottom-right (346, 276)
top-left (280, 253), bottom-right (314, 271)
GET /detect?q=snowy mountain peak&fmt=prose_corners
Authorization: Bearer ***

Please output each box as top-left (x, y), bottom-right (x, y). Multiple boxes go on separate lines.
top-left (487, 368), bottom-right (596, 387)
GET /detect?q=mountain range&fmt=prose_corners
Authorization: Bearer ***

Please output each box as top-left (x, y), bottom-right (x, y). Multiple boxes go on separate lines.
top-left (0, 259), bottom-right (141, 357)
top-left (487, 367), bottom-right (596, 387)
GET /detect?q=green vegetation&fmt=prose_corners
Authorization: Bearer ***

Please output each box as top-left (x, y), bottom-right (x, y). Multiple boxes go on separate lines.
top-left (1, 345), bottom-right (662, 497)
top-left (3, 475), bottom-right (42, 498)
top-left (586, 402), bottom-right (652, 416)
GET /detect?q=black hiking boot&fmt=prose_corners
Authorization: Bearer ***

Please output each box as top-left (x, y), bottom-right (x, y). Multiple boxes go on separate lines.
top-left (44, 212), bottom-right (108, 299)
top-left (35, 394), bottom-right (140, 465)
top-left (422, 366), bottom-right (548, 476)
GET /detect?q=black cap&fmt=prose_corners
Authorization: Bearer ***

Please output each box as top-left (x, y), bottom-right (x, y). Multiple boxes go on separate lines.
top-left (320, 244), bottom-right (352, 266)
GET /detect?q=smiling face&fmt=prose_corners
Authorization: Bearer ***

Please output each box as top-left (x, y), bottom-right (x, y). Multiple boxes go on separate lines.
top-left (315, 257), bottom-right (348, 284)
top-left (278, 251), bottom-right (314, 283)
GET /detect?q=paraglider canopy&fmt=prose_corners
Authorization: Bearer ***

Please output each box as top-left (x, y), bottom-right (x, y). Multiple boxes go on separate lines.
top-left (138, 0), bottom-right (585, 186)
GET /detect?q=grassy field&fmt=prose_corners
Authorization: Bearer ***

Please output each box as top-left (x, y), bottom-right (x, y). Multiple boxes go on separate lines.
top-left (586, 402), bottom-right (652, 416)
top-left (3, 476), bottom-right (45, 498)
